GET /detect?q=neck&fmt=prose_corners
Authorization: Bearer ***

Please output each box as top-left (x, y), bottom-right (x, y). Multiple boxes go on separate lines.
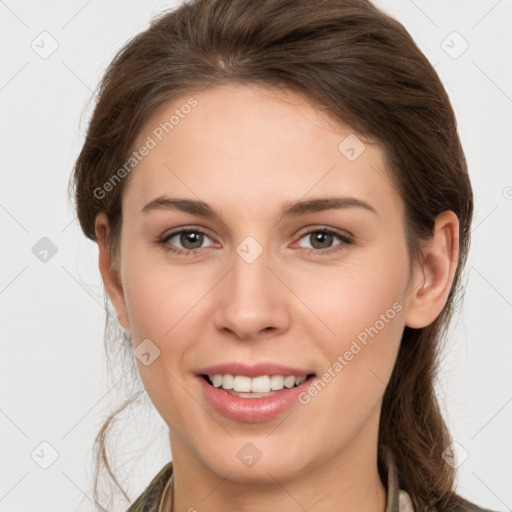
top-left (168, 416), bottom-right (387, 512)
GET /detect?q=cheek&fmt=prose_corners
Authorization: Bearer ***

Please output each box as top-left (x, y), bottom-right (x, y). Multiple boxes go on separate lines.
top-left (121, 253), bottom-right (204, 341)
top-left (120, 254), bottom-right (209, 403)
top-left (295, 287), bottom-right (405, 451)
top-left (294, 249), bottom-right (407, 350)
top-left (122, 257), bottom-right (204, 426)
top-left (293, 244), bottom-right (407, 408)
top-left (304, 280), bottom-right (404, 404)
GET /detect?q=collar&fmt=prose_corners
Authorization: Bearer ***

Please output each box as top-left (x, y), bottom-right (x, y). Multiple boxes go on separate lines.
top-left (384, 450), bottom-right (415, 512)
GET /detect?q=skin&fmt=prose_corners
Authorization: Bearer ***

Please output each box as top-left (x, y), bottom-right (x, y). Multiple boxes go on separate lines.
top-left (95, 83), bottom-right (459, 512)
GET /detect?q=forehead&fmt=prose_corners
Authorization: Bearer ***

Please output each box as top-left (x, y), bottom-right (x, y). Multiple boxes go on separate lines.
top-left (124, 83), bottom-right (403, 223)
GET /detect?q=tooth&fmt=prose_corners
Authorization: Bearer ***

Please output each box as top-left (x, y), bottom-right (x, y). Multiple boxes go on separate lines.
top-left (207, 373), bottom-right (309, 392)
top-left (223, 374), bottom-right (234, 390)
top-left (269, 375), bottom-right (284, 390)
top-left (251, 375), bottom-right (270, 393)
top-left (284, 375), bottom-right (296, 388)
top-left (295, 375), bottom-right (306, 386)
top-left (212, 374), bottom-right (223, 388)
top-left (236, 391), bottom-right (274, 398)
top-left (233, 375), bottom-right (252, 392)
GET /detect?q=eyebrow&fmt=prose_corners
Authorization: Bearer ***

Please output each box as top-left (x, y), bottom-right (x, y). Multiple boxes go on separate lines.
top-left (141, 196), bottom-right (378, 220)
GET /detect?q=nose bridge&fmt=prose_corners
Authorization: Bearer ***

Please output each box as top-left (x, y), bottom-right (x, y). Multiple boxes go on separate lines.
top-left (214, 233), bottom-right (289, 338)
top-left (233, 236), bottom-right (270, 292)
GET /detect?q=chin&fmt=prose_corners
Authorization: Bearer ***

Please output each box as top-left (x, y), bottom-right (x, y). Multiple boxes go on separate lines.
top-left (195, 439), bottom-right (313, 484)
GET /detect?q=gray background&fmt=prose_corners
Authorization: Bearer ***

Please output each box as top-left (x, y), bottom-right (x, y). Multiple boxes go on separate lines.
top-left (1, 0), bottom-right (511, 510)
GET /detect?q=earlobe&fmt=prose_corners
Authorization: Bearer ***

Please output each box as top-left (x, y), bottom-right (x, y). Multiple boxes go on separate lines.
top-left (404, 210), bottom-right (460, 329)
top-left (95, 213), bottom-right (131, 331)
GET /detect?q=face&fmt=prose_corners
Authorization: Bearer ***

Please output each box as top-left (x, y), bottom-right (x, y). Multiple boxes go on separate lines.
top-left (103, 83), bottom-right (419, 483)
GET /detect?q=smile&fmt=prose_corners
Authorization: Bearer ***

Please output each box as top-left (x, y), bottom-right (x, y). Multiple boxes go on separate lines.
top-left (198, 372), bottom-right (317, 422)
top-left (204, 374), bottom-right (309, 397)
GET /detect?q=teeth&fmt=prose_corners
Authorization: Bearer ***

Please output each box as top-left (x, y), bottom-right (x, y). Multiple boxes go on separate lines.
top-left (251, 375), bottom-right (270, 393)
top-left (212, 374), bottom-right (223, 388)
top-left (207, 374), bottom-right (308, 393)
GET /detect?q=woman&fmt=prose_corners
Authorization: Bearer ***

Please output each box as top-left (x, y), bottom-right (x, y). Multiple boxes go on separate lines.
top-left (69, 0), bottom-right (498, 510)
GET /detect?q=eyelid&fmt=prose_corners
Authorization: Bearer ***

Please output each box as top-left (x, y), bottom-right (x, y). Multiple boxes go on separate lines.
top-left (295, 224), bottom-right (354, 240)
top-left (164, 225), bottom-right (211, 237)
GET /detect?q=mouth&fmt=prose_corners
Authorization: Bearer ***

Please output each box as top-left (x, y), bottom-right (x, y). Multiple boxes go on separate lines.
top-left (200, 373), bottom-right (316, 398)
top-left (197, 371), bottom-right (317, 422)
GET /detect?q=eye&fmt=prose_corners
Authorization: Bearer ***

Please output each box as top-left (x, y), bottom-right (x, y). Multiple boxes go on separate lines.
top-left (296, 228), bottom-right (353, 256)
top-left (157, 227), bottom-right (216, 256)
top-left (156, 226), bottom-right (353, 257)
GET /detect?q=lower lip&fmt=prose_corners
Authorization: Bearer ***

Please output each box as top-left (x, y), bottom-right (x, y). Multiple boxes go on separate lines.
top-left (197, 375), bottom-right (315, 423)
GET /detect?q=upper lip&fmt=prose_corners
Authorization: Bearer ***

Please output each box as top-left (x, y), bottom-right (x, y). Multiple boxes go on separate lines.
top-left (196, 362), bottom-right (316, 378)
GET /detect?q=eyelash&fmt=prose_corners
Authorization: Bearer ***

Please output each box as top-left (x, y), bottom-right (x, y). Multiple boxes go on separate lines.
top-left (156, 227), bottom-right (354, 257)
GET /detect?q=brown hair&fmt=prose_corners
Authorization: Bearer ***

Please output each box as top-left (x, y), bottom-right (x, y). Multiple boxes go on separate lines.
top-left (69, 0), bottom-right (474, 510)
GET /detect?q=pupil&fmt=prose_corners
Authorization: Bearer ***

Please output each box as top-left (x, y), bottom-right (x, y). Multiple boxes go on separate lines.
top-left (181, 231), bottom-right (203, 249)
top-left (312, 232), bottom-right (332, 249)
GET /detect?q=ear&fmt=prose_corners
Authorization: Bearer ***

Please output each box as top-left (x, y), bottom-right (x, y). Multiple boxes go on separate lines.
top-left (95, 212), bottom-right (131, 331)
top-left (404, 210), bottom-right (460, 329)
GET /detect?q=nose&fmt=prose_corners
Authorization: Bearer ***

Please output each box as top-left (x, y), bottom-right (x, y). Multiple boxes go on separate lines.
top-left (213, 243), bottom-right (290, 341)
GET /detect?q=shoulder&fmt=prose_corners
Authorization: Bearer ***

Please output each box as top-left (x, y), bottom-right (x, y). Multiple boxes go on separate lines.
top-left (125, 461), bottom-right (173, 512)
